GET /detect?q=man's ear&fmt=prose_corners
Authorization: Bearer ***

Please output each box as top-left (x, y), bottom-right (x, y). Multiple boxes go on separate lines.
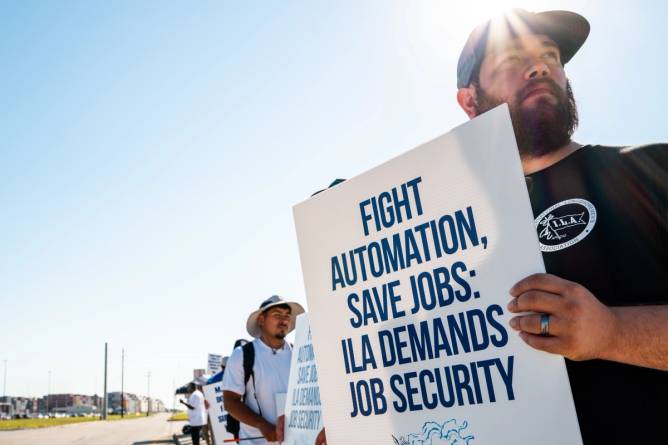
top-left (457, 86), bottom-right (478, 119)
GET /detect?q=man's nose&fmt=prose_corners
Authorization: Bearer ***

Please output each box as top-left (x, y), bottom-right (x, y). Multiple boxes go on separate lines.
top-left (525, 60), bottom-right (551, 80)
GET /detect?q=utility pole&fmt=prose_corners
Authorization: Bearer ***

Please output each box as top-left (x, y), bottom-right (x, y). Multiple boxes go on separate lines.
top-left (146, 372), bottom-right (151, 417)
top-left (103, 342), bottom-right (108, 420)
top-left (120, 349), bottom-right (125, 419)
top-left (47, 370), bottom-right (51, 416)
top-left (2, 360), bottom-right (7, 398)
top-left (172, 378), bottom-right (176, 412)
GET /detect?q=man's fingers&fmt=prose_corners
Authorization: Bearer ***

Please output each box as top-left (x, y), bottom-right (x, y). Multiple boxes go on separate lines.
top-left (510, 314), bottom-right (561, 336)
top-left (510, 273), bottom-right (575, 297)
top-left (518, 332), bottom-right (562, 354)
top-left (315, 428), bottom-right (327, 445)
top-left (507, 290), bottom-right (563, 313)
top-left (276, 415), bottom-right (285, 441)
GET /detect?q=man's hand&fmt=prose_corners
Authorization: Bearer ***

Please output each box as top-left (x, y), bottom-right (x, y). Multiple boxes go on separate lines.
top-left (224, 391), bottom-right (278, 439)
top-left (276, 415), bottom-right (285, 442)
top-left (507, 273), bottom-right (618, 361)
top-left (258, 420), bottom-right (277, 442)
top-left (315, 428), bottom-right (326, 445)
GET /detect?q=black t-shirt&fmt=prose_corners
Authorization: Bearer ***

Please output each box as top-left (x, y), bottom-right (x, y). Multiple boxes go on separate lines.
top-left (526, 144), bottom-right (668, 444)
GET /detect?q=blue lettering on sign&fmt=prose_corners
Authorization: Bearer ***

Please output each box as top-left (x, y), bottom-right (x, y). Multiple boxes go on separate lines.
top-left (374, 305), bottom-right (508, 367)
top-left (384, 356), bottom-right (515, 415)
top-left (359, 177), bottom-right (424, 236)
top-left (341, 335), bottom-right (377, 374)
top-left (329, 190), bottom-right (502, 419)
top-left (408, 262), bottom-right (473, 315)
top-left (347, 280), bottom-right (404, 328)
top-left (348, 378), bottom-right (387, 417)
top-left (330, 205), bottom-right (486, 291)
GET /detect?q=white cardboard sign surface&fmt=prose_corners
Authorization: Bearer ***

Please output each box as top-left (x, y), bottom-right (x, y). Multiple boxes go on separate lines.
top-left (283, 314), bottom-right (323, 445)
top-left (203, 382), bottom-right (231, 445)
top-left (208, 354), bottom-right (223, 375)
top-left (293, 105), bottom-right (581, 445)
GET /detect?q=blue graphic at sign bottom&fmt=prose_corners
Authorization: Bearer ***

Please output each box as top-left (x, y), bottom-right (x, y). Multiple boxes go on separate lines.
top-left (392, 419), bottom-right (474, 445)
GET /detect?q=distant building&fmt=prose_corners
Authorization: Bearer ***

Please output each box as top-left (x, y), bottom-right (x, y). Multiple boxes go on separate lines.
top-left (107, 392), bottom-right (165, 414)
top-left (0, 400), bottom-right (12, 419)
top-left (0, 393), bottom-right (163, 418)
top-left (153, 399), bottom-right (165, 412)
top-left (39, 394), bottom-right (99, 415)
top-left (0, 396), bottom-right (41, 417)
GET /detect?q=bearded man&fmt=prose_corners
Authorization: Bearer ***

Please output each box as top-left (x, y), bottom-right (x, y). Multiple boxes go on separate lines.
top-left (455, 9), bottom-right (667, 444)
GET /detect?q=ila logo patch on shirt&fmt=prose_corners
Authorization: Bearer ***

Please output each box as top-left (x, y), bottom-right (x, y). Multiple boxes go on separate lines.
top-left (534, 198), bottom-right (597, 252)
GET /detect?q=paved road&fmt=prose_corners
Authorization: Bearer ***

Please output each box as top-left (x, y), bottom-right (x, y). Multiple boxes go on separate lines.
top-left (0, 413), bottom-right (186, 445)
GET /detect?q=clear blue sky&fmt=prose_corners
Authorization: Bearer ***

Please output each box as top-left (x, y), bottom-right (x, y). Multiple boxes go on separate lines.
top-left (1, 0), bottom-right (666, 408)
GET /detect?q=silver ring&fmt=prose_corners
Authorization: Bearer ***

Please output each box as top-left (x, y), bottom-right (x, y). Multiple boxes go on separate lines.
top-left (540, 313), bottom-right (550, 336)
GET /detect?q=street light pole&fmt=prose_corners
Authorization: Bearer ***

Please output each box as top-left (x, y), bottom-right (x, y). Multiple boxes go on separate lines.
top-left (172, 378), bottom-right (176, 412)
top-left (146, 372), bottom-right (151, 417)
top-left (120, 349), bottom-right (124, 419)
top-left (2, 360), bottom-right (7, 398)
top-left (103, 342), bottom-right (108, 420)
top-left (47, 370), bottom-right (51, 416)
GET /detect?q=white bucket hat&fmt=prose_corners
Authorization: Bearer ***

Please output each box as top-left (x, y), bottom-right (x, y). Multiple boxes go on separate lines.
top-left (193, 375), bottom-right (210, 386)
top-left (246, 295), bottom-right (305, 338)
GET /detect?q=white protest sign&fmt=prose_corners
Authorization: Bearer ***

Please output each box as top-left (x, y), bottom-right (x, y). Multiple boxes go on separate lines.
top-left (276, 393), bottom-right (287, 445)
top-left (208, 354), bottom-right (223, 375)
top-left (203, 382), bottom-right (232, 445)
top-left (276, 393), bottom-right (287, 418)
top-left (293, 105), bottom-right (581, 445)
top-left (283, 314), bottom-right (323, 445)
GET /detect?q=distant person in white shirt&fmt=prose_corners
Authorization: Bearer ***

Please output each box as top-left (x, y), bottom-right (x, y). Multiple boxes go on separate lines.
top-left (180, 381), bottom-right (208, 445)
top-left (222, 295), bottom-right (305, 445)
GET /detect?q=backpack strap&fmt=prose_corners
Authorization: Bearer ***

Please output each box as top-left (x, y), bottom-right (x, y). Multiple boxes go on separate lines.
top-left (241, 341), bottom-right (261, 417)
top-left (242, 341), bottom-right (255, 387)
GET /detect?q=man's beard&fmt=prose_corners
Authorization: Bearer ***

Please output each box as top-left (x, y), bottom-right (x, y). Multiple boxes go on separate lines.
top-left (474, 78), bottom-right (579, 158)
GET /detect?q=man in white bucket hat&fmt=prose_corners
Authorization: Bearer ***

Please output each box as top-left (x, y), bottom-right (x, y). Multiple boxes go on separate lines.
top-left (222, 295), bottom-right (305, 445)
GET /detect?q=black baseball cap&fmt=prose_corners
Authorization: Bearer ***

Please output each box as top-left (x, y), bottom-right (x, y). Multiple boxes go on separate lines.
top-left (457, 9), bottom-right (590, 88)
